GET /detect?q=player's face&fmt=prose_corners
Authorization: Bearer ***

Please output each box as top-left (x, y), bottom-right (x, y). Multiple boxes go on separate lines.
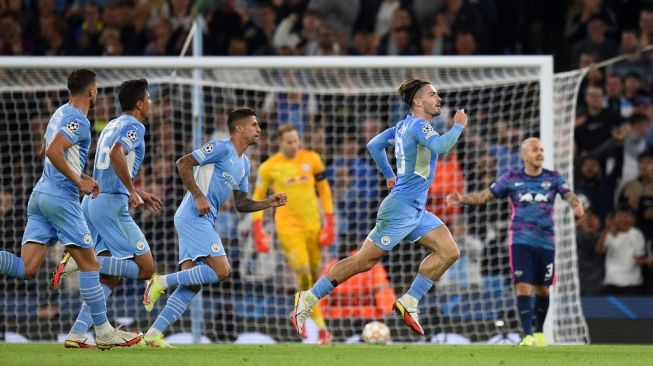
top-left (279, 130), bottom-right (300, 158)
top-left (138, 90), bottom-right (152, 122)
top-left (521, 140), bottom-right (545, 168)
top-left (417, 84), bottom-right (441, 117)
top-left (240, 116), bottom-right (261, 146)
top-left (88, 81), bottom-right (98, 109)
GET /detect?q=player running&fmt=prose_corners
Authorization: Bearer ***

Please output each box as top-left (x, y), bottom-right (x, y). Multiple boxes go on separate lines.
top-left (53, 79), bottom-right (163, 348)
top-left (141, 107), bottom-right (287, 348)
top-left (446, 137), bottom-right (584, 346)
top-left (291, 78), bottom-right (468, 336)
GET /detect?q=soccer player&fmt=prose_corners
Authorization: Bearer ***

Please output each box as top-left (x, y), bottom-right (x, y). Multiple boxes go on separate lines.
top-left (53, 79), bottom-right (163, 348)
top-left (252, 123), bottom-right (335, 343)
top-left (0, 69), bottom-right (143, 349)
top-left (141, 107), bottom-right (287, 348)
top-left (291, 78), bottom-right (468, 336)
top-left (446, 137), bottom-right (585, 347)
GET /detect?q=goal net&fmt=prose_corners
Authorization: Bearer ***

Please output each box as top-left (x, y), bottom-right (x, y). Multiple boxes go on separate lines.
top-left (0, 57), bottom-right (589, 344)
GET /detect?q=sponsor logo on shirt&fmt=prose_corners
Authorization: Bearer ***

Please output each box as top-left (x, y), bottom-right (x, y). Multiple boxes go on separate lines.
top-left (222, 172), bottom-right (239, 189)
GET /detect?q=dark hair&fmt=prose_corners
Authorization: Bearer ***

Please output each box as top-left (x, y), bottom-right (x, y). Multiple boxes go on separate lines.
top-left (397, 78), bottom-right (431, 107)
top-left (629, 113), bottom-right (648, 125)
top-left (227, 107), bottom-right (257, 133)
top-left (277, 123), bottom-right (296, 139)
top-left (118, 78), bottom-right (148, 111)
top-left (67, 69), bottom-right (96, 96)
top-left (637, 150), bottom-right (653, 162)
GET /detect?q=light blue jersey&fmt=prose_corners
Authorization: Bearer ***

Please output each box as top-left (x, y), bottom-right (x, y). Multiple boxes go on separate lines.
top-left (369, 115), bottom-right (465, 209)
top-left (93, 115), bottom-right (146, 195)
top-left (366, 115), bottom-right (464, 250)
top-left (175, 139), bottom-right (251, 224)
top-left (33, 103), bottom-right (92, 199)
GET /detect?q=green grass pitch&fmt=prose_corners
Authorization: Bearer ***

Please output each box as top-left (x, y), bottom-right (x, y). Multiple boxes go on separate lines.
top-left (1, 344), bottom-right (652, 366)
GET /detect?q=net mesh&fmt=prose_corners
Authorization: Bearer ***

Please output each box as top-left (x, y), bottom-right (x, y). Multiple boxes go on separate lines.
top-left (0, 62), bottom-right (588, 344)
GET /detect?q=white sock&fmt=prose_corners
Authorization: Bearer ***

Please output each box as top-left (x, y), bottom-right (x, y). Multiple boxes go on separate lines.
top-left (157, 275), bottom-right (169, 290)
top-left (399, 294), bottom-right (418, 308)
top-left (95, 321), bottom-right (113, 337)
top-left (145, 328), bottom-right (162, 337)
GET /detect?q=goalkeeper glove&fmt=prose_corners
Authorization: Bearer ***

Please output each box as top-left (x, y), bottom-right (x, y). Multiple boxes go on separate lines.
top-left (252, 219), bottom-right (271, 253)
top-left (319, 214), bottom-right (336, 246)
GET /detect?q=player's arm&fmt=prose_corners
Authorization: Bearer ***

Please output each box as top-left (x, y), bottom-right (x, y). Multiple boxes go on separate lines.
top-left (414, 109), bottom-right (467, 155)
top-left (367, 126), bottom-right (397, 188)
top-left (233, 190), bottom-right (287, 212)
top-left (314, 154), bottom-right (335, 246)
top-left (176, 153), bottom-right (210, 215)
top-left (45, 133), bottom-right (98, 195)
top-left (557, 172), bottom-right (585, 218)
top-left (446, 188), bottom-right (496, 206)
top-left (110, 144), bottom-right (143, 209)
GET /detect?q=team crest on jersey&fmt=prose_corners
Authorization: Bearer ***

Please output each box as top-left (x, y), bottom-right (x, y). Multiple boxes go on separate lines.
top-left (303, 163), bottom-right (311, 171)
top-left (126, 129), bottom-right (138, 142)
top-left (202, 144), bottom-right (214, 153)
top-left (381, 235), bottom-right (391, 245)
top-left (541, 181), bottom-right (551, 189)
top-left (136, 240), bottom-right (146, 250)
top-left (83, 234), bottom-right (92, 245)
top-left (211, 243), bottom-right (221, 253)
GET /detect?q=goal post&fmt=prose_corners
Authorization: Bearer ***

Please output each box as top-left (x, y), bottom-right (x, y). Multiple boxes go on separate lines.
top-left (0, 55), bottom-right (589, 344)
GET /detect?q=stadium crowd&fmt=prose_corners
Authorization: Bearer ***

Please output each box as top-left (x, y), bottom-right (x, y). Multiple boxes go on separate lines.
top-left (1, 0), bottom-right (653, 328)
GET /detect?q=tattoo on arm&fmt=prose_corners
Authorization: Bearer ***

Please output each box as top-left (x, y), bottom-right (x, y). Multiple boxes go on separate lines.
top-left (564, 192), bottom-right (580, 207)
top-left (233, 190), bottom-right (269, 212)
top-left (176, 154), bottom-right (203, 199)
top-left (460, 189), bottom-right (494, 205)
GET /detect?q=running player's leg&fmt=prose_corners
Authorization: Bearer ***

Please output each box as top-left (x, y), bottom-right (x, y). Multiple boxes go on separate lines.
top-left (396, 215), bottom-right (459, 335)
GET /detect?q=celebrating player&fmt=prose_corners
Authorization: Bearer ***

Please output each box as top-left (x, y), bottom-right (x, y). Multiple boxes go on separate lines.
top-left (252, 123), bottom-right (335, 343)
top-left (446, 137), bottom-right (584, 347)
top-left (291, 78), bottom-right (467, 336)
top-left (52, 79), bottom-right (163, 348)
top-left (141, 107), bottom-right (287, 348)
top-left (0, 69), bottom-right (143, 349)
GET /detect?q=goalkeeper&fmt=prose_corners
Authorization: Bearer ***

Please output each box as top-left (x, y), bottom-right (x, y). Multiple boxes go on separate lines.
top-left (252, 124), bottom-right (335, 344)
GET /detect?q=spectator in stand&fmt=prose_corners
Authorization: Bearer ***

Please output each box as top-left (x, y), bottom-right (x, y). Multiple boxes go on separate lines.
top-left (638, 6), bottom-right (653, 47)
top-left (623, 72), bottom-right (652, 107)
top-left (603, 73), bottom-right (633, 119)
top-left (621, 114), bottom-right (652, 184)
top-left (570, 16), bottom-right (617, 68)
top-left (227, 37), bottom-right (248, 56)
top-left (145, 17), bottom-right (174, 55)
top-left (575, 155), bottom-right (617, 221)
top-left (488, 120), bottom-right (522, 176)
top-left (596, 207), bottom-right (647, 295)
top-left (576, 210), bottom-right (605, 295)
top-left (72, 2), bottom-right (104, 55)
top-left (99, 27), bottom-right (124, 56)
top-left (453, 30), bottom-right (477, 55)
top-left (0, 11), bottom-right (33, 55)
top-left (307, 0), bottom-right (359, 39)
top-left (434, 0), bottom-right (484, 55)
top-left (34, 16), bottom-right (70, 55)
top-left (377, 8), bottom-right (420, 55)
top-left (619, 151), bottom-right (653, 242)
top-left (575, 84), bottom-right (623, 165)
top-left (607, 27), bottom-right (652, 85)
top-left (564, 0), bottom-right (617, 44)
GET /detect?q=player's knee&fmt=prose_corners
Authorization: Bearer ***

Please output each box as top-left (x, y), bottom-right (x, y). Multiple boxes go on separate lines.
top-left (445, 245), bottom-right (461, 264)
top-left (515, 282), bottom-right (533, 296)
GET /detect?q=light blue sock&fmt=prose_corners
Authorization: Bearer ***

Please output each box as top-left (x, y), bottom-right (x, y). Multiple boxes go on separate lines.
top-left (151, 286), bottom-right (198, 333)
top-left (70, 284), bottom-right (113, 334)
top-left (78, 271), bottom-right (109, 326)
top-left (310, 277), bottom-right (335, 299)
top-left (406, 274), bottom-right (435, 302)
top-left (98, 257), bottom-right (139, 279)
top-left (0, 251), bottom-right (25, 279)
top-left (165, 264), bottom-right (219, 287)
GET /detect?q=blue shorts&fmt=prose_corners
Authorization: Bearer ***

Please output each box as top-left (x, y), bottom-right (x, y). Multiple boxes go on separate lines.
top-left (510, 244), bottom-right (555, 286)
top-left (367, 197), bottom-right (444, 251)
top-left (174, 214), bottom-right (226, 264)
top-left (22, 191), bottom-right (93, 249)
top-left (82, 194), bottom-right (150, 259)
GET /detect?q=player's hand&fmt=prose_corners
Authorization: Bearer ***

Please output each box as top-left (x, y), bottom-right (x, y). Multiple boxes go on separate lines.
top-left (129, 189), bottom-right (144, 209)
top-left (319, 214), bottom-right (336, 247)
top-left (453, 109), bottom-right (468, 128)
top-left (446, 192), bottom-right (463, 206)
top-left (252, 219), bottom-right (271, 253)
top-left (386, 177), bottom-right (396, 190)
top-left (573, 202), bottom-right (585, 218)
top-left (79, 175), bottom-right (99, 197)
top-left (266, 193), bottom-right (288, 208)
top-left (195, 195), bottom-right (211, 216)
top-left (141, 191), bottom-right (163, 212)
